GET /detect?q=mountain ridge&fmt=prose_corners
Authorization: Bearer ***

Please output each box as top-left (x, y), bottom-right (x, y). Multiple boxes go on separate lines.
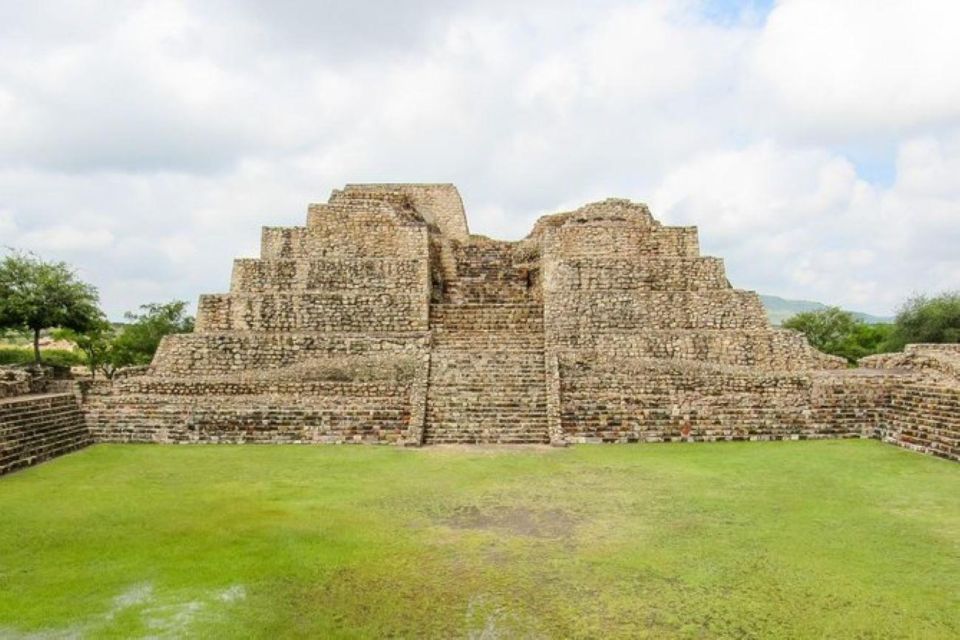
top-left (760, 294), bottom-right (893, 326)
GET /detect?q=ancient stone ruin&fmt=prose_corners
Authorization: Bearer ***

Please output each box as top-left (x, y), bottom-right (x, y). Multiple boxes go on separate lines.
top-left (61, 183), bottom-right (951, 462)
top-left (1, 369), bottom-right (89, 475)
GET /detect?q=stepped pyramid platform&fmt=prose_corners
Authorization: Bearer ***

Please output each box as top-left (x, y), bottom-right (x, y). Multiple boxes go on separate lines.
top-left (83, 184), bottom-right (959, 459)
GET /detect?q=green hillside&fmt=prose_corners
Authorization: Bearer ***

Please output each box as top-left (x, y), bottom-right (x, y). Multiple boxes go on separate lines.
top-left (760, 295), bottom-right (893, 326)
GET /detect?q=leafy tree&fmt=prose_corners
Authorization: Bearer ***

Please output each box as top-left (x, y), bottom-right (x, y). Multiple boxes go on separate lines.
top-left (109, 301), bottom-right (194, 370)
top-left (783, 307), bottom-right (895, 364)
top-left (784, 307), bottom-right (858, 359)
top-left (887, 291), bottom-right (960, 350)
top-left (54, 317), bottom-right (117, 379)
top-left (845, 322), bottom-right (895, 358)
top-left (0, 251), bottom-right (101, 365)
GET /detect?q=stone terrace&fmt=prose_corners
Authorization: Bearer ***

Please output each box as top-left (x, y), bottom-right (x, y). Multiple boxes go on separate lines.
top-left (81, 184), bottom-right (958, 460)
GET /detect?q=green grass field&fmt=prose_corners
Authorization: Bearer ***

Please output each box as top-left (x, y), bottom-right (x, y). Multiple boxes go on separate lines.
top-left (1, 440), bottom-right (957, 638)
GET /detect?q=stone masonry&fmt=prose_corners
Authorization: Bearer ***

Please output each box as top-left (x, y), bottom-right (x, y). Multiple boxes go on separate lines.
top-left (82, 184), bottom-right (958, 461)
top-left (1, 370), bottom-right (90, 476)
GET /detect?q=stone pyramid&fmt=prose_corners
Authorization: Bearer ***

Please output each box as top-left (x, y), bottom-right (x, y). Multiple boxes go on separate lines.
top-left (87, 183), bottom-right (875, 446)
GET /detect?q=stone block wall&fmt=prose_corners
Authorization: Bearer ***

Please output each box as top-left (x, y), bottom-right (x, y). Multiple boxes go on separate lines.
top-left (537, 199), bottom-right (844, 371)
top-left (196, 292), bottom-right (426, 332)
top-left (881, 382), bottom-right (960, 461)
top-left (230, 258), bottom-right (425, 293)
top-left (81, 184), bottom-right (958, 459)
top-left (1, 393), bottom-right (90, 476)
top-left (333, 183), bottom-right (469, 241)
top-left (150, 333), bottom-right (425, 377)
top-left (0, 370), bottom-right (32, 399)
top-left (557, 358), bottom-right (898, 443)
top-left (552, 331), bottom-right (842, 371)
top-left (84, 381), bottom-right (416, 445)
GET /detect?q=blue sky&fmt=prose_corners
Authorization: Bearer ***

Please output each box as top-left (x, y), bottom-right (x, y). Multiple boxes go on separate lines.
top-left (702, 0), bottom-right (775, 24)
top-left (0, 0), bottom-right (958, 318)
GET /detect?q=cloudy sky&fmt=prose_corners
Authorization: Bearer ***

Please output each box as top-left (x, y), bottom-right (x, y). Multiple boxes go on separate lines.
top-left (1, 0), bottom-right (958, 318)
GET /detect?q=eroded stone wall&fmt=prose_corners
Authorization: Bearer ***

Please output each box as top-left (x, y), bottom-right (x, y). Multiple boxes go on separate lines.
top-left (882, 382), bottom-right (959, 461)
top-left (0, 370), bottom-right (32, 399)
top-left (1, 393), bottom-right (90, 476)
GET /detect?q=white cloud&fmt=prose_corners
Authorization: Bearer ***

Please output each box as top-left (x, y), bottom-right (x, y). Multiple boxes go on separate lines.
top-left (752, 0), bottom-right (960, 139)
top-left (652, 132), bottom-right (960, 314)
top-left (17, 226), bottom-right (115, 252)
top-left (0, 0), bottom-right (957, 319)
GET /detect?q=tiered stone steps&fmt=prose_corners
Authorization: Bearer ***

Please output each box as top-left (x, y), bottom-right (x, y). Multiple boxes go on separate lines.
top-left (424, 238), bottom-right (546, 443)
top-left (425, 303), bottom-right (549, 444)
top-left (0, 393), bottom-right (90, 476)
top-left (423, 238), bottom-right (549, 444)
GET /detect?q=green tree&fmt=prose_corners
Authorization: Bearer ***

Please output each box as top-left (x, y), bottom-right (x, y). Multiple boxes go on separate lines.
top-left (0, 251), bottom-right (101, 365)
top-left (783, 307), bottom-right (858, 360)
top-left (54, 317), bottom-right (117, 379)
top-left (109, 301), bottom-right (194, 369)
top-left (783, 307), bottom-right (895, 364)
top-left (888, 291), bottom-right (960, 350)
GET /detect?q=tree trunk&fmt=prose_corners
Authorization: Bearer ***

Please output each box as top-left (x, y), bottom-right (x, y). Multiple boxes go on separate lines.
top-left (33, 327), bottom-right (41, 365)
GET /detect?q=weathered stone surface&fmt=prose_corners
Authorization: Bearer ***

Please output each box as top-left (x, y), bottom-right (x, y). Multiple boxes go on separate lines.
top-left (1, 391), bottom-right (90, 476)
top-left (79, 184), bottom-right (958, 460)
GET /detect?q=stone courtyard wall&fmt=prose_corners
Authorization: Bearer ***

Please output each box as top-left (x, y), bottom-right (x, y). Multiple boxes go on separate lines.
top-left (1, 392), bottom-right (90, 476)
top-left (557, 357), bottom-right (901, 443)
top-left (881, 382), bottom-right (959, 461)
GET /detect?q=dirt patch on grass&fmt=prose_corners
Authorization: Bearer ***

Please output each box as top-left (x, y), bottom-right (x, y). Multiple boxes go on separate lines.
top-left (444, 505), bottom-right (578, 539)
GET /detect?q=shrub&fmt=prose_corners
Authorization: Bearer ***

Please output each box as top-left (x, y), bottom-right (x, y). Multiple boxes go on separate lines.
top-left (887, 291), bottom-right (960, 350)
top-left (0, 348), bottom-right (86, 367)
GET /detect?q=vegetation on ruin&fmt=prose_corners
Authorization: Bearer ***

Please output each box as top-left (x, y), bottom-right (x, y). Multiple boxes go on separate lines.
top-left (783, 291), bottom-right (960, 363)
top-left (1, 441), bottom-right (957, 638)
top-left (782, 307), bottom-right (894, 363)
top-left (56, 300), bottom-right (196, 378)
top-left (0, 347), bottom-right (86, 368)
top-left (887, 290), bottom-right (960, 349)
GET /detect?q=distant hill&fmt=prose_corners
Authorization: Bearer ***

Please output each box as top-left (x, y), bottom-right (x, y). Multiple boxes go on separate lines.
top-left (760, 294), bottom-right (894, 326)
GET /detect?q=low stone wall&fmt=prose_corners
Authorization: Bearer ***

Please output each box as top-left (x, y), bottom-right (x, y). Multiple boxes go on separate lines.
top-left (880, 381), bottom-right (960, 461)
top-left (1, 393), bottom-right (91, 476)
top-left (557, 358), bottom-right (898, 443)
top-left (84, 382), bottom-right (416, 445)
top-left (862, 343), bottom-right (960, 380)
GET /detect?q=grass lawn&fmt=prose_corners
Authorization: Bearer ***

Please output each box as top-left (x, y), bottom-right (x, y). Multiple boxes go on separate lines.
top-left (0, 440), bottom-right (958, 638)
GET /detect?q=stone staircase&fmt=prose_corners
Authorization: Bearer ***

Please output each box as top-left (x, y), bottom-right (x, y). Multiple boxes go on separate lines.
top-left (424, 240), bottom-right (549, 444)
top-left (443, 241), bottom-right (537, 304)
top-left (1, 393), bottom-right (90, 476)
